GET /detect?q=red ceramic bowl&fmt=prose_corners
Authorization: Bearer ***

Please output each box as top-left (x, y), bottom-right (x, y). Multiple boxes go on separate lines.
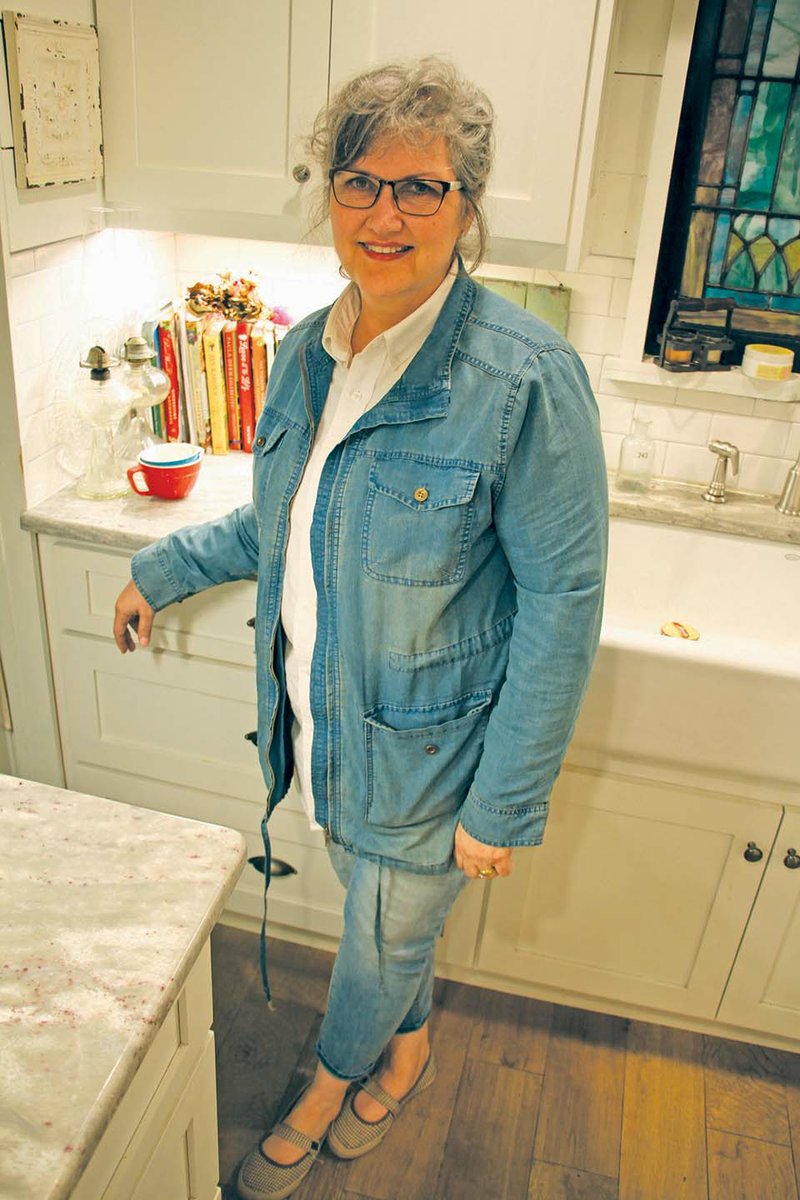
top-left (127, 456), bottom-right (201, 500)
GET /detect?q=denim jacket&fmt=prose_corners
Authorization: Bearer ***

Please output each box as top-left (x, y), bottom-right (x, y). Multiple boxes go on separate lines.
top-left (132, 269), bottom-right (608, 874)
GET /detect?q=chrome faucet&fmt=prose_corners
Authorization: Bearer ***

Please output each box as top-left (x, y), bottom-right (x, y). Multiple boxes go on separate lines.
top-left (704, 439), bottom-right (740, 504)
top-left (776, 452), bottom-right (800, 516)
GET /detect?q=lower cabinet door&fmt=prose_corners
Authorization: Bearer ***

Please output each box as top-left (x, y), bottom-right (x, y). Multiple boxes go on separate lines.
top-left (475, 766), bottom-right (781, 1019)
top-left (129, 1033), bottom-right (219, 1200)
top-left (717, 808), bottom-right (800, 1038)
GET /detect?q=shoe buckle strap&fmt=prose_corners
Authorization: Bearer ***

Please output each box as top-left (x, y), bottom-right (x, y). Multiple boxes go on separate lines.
top-left (360, 1077), bottom-right (401, 1115)
top-left (270, 1121), bottom-right (320, 1153)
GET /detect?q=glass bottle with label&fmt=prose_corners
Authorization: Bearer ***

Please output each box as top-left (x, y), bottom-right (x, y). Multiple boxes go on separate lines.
top-left (616, 416), bottom-right (655, 493)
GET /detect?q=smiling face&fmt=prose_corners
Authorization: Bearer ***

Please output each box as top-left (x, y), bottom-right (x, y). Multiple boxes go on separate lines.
top-left (329, 134), bottom-right (471, 340)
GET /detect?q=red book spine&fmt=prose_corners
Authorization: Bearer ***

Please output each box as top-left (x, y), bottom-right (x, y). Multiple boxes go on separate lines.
top-left (222, 321), bottom-right (240, 449)
top-left (236, 320), bottom-right (255, 453)
top-left (159, 321), bottom-right (181, 442)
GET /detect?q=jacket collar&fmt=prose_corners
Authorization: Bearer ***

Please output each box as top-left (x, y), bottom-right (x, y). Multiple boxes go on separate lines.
top-left (300, 263), bottom-right (477, 430)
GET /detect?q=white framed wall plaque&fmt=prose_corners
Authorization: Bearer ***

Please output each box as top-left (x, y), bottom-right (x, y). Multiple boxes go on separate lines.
top-left (2, 12), bottom-right (103, 188)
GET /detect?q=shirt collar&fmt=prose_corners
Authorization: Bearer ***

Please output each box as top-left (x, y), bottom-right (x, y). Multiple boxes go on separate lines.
top-left (322, 266), bottom-right (458, 372)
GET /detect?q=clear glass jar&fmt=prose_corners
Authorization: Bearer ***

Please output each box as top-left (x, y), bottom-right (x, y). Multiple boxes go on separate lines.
top-left (616, 416), bottom-right (655, 494)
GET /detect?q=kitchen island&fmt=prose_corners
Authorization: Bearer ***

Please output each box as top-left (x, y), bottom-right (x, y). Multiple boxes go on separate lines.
top-left (0, 774), bottom-right (246, 1200)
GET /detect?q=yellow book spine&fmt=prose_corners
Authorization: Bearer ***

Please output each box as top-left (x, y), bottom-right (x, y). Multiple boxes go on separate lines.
top-left (202, 320), bottom-right (229, 455)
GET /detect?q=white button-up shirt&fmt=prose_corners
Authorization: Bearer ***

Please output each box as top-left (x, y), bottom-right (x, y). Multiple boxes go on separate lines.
top-left (281, 269), bottom-right (456, 826)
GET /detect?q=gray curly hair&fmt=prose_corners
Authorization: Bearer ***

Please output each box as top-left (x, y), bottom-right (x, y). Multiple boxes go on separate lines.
top-left (307, 57), bottom-right (495, 270)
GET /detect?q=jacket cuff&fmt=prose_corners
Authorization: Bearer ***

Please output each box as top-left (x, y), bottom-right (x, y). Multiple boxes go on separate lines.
top-left (459, 783), bottom-right (552, 848)
top-left (131, 542), bottom-right (185, 612)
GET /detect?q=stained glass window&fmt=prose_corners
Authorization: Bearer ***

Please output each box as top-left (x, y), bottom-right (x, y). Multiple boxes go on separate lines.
top-left (647, 0), bottom-right (800, 361)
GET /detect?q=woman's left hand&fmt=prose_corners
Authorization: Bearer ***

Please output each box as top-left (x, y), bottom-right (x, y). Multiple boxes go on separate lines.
top-left (454, 822), bottom-right (513, 880)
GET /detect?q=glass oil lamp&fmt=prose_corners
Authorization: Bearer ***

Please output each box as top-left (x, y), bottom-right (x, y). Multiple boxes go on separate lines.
top-left (74, 346), bottom-right (131, 499)
top-left (117, 335), bottom-right (170, 462)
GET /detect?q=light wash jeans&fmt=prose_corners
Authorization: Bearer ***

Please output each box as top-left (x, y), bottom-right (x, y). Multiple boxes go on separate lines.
top-left (315, 843), bottom-right (467, 1081)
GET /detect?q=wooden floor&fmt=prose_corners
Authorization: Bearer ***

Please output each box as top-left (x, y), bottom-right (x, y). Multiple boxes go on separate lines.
top-left (211, 925), bottom-right (800, 1200)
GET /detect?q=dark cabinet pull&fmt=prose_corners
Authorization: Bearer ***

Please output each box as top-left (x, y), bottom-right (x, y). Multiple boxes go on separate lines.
top-left (248, 855), bottom-right (297, 878)
top-left (784, 848), bottom-right (800, 870)
top-left (743, 841), bottom-right (763, 863)
top-left (247, 617), bottom-right (256, 628)
top-left (244, 731), bottom-right (258, 746)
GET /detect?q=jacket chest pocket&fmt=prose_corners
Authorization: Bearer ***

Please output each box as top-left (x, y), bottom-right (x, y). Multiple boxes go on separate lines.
top-left (362, 456), bottom-right (480, 587)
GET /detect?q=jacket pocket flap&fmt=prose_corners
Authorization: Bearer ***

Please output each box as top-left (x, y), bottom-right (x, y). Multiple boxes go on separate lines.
top-left (369, 458), bottom-right (480, 511)
top-left (253, 409), bottom-right (290, 455)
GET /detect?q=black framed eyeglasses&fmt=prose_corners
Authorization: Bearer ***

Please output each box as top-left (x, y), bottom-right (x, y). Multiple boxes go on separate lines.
top-left (329, 169), bottom-right (464, 216)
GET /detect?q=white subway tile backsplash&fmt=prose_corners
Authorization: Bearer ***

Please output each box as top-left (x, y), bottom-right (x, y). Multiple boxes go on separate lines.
top-left (634, 402), bottom-right (712, 446)
top-left (567, 313), bottom-right (624, 356)
top-left (597, 393), bottom-right (635, 434)
top-left (21, 446), bottom-right (73, 509)
top-left (7, 228), bottom-right (800, 509)
top-left (11, 267), bottom-right (62, 323)
top-left (601, 430), bottom-right (624, 469)
top-left (11, 321), bottom-right (42, 375)
top-left (33, 237), bottom-right (83, 272)
top-left (737, 454), bottom-right (792, 496)
top-left (14, 364), bottom-right (51, 419)
top-left (662, 442), bottom-right (717, 485)
top-left (580, 352), bottom-right (603, 390)
top-left (708, 412), bottom-right (790, 457)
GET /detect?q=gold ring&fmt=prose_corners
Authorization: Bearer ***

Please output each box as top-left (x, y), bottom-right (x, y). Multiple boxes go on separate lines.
top-left (477, 866), bottom-right (497, 879)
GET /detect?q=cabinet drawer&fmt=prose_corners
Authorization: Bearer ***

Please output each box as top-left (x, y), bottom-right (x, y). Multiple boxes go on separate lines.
top-left (41, 539), bottom-right (257, 666)
top-left (73, 943), bottom-right (214, 1200)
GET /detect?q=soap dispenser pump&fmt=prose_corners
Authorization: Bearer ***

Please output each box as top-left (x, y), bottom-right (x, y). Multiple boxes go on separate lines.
top-left (616, 415), bottom-right (655, 494)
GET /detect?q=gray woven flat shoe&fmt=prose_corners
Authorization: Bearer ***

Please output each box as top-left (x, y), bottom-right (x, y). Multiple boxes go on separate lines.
top-left (327, 1053), bottom-right (436, 1160)
top-left (236, 1117), bottom-right (323, 1200)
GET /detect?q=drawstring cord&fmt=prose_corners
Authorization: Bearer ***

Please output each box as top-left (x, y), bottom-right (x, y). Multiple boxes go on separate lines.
top-left (259, 813), bottom-right (275, 1010)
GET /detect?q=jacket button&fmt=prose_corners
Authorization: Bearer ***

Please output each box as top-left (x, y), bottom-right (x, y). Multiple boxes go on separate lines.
top-left (424, 743), bottom-right (438, 755)
top-left (256, 435), bottom-right (266, 447)
top-left (414, 487), bottom-right (429, 503)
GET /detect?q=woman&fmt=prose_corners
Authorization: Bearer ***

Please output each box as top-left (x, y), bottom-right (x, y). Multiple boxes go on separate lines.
top-left (113, 58), bottom-right (607, 1200)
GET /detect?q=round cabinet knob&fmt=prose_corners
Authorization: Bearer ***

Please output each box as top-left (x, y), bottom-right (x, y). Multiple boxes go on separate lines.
top-left (292, 163), bottom-right (311, 183)
top-left (743, 841), bottom-right (764, 863)
top-left (784, 848), bottom-right (800, 870)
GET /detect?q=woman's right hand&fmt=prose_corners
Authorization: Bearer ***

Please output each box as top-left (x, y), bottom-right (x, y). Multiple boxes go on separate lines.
top-left (113, 579), bottom-right (156, 653)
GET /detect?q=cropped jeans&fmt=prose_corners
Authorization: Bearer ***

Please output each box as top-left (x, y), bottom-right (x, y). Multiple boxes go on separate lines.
top-left (316, 843), bottom-right (467, 1081)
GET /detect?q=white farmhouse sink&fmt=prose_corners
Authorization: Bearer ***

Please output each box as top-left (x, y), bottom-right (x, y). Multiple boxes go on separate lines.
top-left (571, 517), bottom-right (800, 786)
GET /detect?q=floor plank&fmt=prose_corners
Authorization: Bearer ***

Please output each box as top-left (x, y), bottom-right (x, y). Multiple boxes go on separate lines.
top-left (775, 1049), bottom-right (800, 1197)
top-left (528, 1161), bottom-right (618, 1200)
top-left (533, 1006), bottom-right (627, 1179)
top-left (467, 985), bottom-right (553, 1074)
top-left (708, 1130), bottom-right (798, 1200)
top-left (212, 926), bottom-right (800, 1200)
top-left (342, 977), bottom-right (479, 1200)
top-left (619, 1022), bottom-right (707, 1200)
top-left (436, 1059), bottom-right (542, 1200)
top-left (704, 1036), bottom-right (791, 1145)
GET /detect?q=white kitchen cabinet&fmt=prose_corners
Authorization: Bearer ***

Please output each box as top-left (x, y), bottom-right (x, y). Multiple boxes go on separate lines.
top-left (96, 0), bottom-right (331, 220)
top-left (717, 808), bottom-right (800, 1039)
top-left (475, 766), bottom-right (782, 1020)
top-left (72, 943), bottom-right (220, 1200)
top-left (329, 0), bottom-right (612, 247)
top-left (36, 531), bottom-right (800, 1049)
top-left (37, 536), bottom-right (345, 940)
top-left (94, 0), bottom-right (613, 252)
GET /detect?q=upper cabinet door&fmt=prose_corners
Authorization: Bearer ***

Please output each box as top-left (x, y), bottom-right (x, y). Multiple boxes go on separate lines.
top-left (96, 0), bottom-right (331, 217)
top-left (329, 0), bottom-right (605, 246)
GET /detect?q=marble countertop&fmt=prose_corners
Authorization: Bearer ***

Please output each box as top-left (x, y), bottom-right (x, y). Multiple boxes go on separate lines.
top-left (20, 450), bottom-right (800, 548)
top-left (0, 774), bottom-right (246, 1200)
